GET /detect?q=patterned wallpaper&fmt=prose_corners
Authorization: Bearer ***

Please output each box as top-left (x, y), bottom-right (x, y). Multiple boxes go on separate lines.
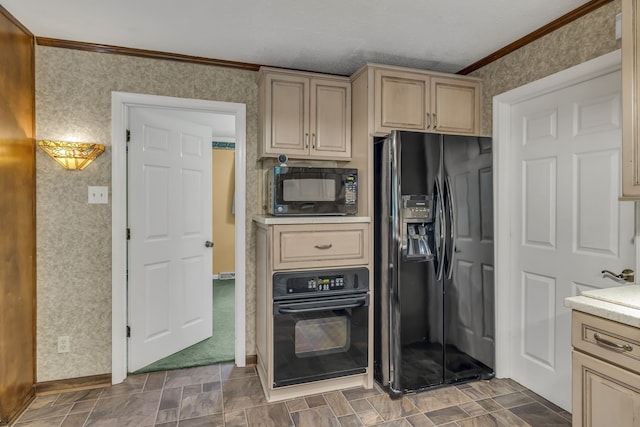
top-left (471, 0), bottom-right (622, 136)
top-left (35, 0), bottom-right (620, 382)
top-left (35, 46), bottom-right (259, 382)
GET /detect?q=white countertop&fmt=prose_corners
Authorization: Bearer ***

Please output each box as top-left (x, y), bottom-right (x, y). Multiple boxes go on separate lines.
top-left (565, 285), bottom-right (640, 328)
top-left (252, 215), bottom-right (371, 225)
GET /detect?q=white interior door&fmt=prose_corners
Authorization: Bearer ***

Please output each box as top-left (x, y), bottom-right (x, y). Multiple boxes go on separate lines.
top-left (508, 69), bottom-right (634, 410)
top-left (128, 107), bottom-right (213, 372)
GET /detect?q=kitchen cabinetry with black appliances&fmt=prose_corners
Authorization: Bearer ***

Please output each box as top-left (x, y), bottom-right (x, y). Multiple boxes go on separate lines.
top-left (254, 216), bottom-right (373, 402)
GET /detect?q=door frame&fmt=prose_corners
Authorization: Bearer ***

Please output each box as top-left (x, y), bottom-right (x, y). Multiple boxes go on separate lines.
top-left (493, 50), bottom-right (624, 378)
top-left (111, 92), bottom-right (247, 384)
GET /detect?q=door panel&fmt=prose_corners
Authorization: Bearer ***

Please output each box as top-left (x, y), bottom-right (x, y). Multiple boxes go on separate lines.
top-left (509, 70), bottom-right (634, 411)
top-left (523, 157), bottom-right (557, 248)
top-left (128, 107), bottom-right (213, 372)
top-left (521, 272), bottom-right (555, 368)
top-left (575, 150), bottom-right (620, 255)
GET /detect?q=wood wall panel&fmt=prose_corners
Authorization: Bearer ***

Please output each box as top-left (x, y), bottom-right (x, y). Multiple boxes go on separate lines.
top-left (0, 5), bottom-right (36, 425)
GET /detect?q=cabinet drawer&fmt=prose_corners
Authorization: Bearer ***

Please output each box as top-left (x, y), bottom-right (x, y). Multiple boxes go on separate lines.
top-left (273, 223), bottom-right (369, 270)
top-left (572, 310), bottom-right (640, 375)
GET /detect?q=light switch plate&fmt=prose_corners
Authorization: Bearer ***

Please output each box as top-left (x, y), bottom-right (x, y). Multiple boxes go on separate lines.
top-left (616, 12), bottom-right (622, 40)
top-left (88, 186), bottom-right (109, 204)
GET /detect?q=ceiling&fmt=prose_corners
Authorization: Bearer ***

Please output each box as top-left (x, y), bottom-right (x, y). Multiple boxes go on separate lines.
top-left (1, 0), bottom-right (595, 75)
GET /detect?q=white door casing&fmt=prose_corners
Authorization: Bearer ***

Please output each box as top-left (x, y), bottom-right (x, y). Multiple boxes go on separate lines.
top-left (112, 92), bottom-right (247, 384)
top-left (494, 50), bottom-right (636, 411)
top-left (127, 107), bottom-right (213, 372)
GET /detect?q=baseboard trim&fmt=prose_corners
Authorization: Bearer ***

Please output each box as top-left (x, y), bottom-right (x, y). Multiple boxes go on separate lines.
top-left (35, 374), bottom-right (112, 396)
top-left (35, 359), bottom-right (255, 396)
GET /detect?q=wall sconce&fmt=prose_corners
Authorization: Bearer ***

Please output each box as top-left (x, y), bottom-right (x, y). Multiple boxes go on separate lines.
top-left (38, 140), bottom-right (105, 170)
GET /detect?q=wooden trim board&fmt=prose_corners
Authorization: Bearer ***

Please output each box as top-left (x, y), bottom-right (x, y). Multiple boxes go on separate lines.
top-left (36, 37), bottom-right (261, 71)
top-left (35, 374), bottom-right (112, 396)
top-left (34, 357), bottom-right (256, 396)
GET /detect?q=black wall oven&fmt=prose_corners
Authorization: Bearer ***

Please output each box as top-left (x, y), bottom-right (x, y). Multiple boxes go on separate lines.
top-left (272, 268), bottom-right (369, 388)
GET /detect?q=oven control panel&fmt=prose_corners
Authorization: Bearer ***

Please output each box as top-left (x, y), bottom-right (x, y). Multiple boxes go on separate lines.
top-left (290, 275), bottom-right (345, 294)
top-left (273, 267), bottom-right (369, 299)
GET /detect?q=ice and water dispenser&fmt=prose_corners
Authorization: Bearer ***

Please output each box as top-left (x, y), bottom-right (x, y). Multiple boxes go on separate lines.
top-left (401, 195), bottom-right (434, 262)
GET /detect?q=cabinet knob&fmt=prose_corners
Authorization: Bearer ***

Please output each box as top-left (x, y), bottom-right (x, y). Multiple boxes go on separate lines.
top-left (205, 241), bottom-right (214, 248)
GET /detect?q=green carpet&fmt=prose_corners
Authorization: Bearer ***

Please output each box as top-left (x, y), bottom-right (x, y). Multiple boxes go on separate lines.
top-left (131, 279), bottom-right (235, 374)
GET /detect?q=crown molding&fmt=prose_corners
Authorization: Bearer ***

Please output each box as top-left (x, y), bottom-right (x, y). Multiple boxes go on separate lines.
top-left (458, 0), bottom-right (615, 75)
top-left (36, 37), bottom-right (261, 71)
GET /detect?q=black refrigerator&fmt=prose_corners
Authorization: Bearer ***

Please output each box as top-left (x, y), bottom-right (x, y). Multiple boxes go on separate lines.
top-left (374, 130), bottom-right (495, 397)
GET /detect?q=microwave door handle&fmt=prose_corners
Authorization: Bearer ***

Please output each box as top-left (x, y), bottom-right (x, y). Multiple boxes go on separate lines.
top-left (276, 297), bottom-right (367, 314)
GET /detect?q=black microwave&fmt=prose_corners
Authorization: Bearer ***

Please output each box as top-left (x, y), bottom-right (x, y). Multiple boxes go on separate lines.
top-left (266, 166), bottom-right (358, 216)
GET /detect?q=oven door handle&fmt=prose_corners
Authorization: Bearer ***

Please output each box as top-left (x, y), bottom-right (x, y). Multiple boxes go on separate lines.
top-left (276, 296), bottom-right (368, 314)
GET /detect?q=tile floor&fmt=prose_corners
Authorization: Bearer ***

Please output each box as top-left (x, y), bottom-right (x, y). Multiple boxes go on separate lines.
top-left (12, 363), bottom-right (572, 427)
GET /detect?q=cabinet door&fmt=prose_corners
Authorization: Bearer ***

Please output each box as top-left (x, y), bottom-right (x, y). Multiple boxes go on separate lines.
top-left (264, 74), bottom-right (310, 156)
top-left (431, 77), bottom-right (480, 135)
top-left (622, 0), bottom-right (640, 198)
top-left (572, 350), bottom-right (640, 427)
top-left (374, 69), bottom-right (429, 134)
top-left (310, 79), bottom-right (351, 159)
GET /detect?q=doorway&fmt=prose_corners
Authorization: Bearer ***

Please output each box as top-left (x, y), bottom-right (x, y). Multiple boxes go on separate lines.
top-left (111, 92), bottom-right (247, 384)
top-left (494, 50), bottom-right (637, 410)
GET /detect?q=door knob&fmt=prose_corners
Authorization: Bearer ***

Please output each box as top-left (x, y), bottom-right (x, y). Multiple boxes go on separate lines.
top-left (601, 269), bottom-right (635, 282)
top-left (205, 241), bottom-right (214, 248)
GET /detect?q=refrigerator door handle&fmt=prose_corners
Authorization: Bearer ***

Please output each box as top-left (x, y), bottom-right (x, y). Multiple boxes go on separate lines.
top-left (445, 176), bottom-right (456, 280)
top-left (435, 177), bottom-right (446, 281)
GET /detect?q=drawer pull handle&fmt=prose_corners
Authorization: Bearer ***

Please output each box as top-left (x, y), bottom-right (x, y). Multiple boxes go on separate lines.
top-left (314, 244), bottom-right (333, 250)
top-left (594, 333), bottom-right (633, 352)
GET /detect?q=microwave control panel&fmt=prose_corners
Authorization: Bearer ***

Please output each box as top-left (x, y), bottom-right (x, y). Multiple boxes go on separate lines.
top-left (345, 174), bottom-right (358, 205)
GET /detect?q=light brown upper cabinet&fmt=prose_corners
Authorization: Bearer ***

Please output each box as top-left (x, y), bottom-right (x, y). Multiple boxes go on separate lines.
top-left (258, 67), bottom-right (351, 160)
top-left (374, 68), bottom-right (429, 132)
top-left (622, 0), bottom-right (640, 199)
top-left (431, 76), bottom-right (480, 135)
top-left (373, 65), bottom-right (481, 136)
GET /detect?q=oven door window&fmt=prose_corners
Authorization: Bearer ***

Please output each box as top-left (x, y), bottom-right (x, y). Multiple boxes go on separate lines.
top-left (273, 297), bottom-right (368, 388)
top-left (295, 316), bottom-right (349, 357)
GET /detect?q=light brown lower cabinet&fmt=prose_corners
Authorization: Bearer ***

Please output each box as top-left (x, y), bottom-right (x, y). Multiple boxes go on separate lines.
top-left (572, 350), bottom-right (640, 427)
top-left (254, 220), bottom-right (373, 402)
top-left (571, 310), bottom-right (640, 426)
